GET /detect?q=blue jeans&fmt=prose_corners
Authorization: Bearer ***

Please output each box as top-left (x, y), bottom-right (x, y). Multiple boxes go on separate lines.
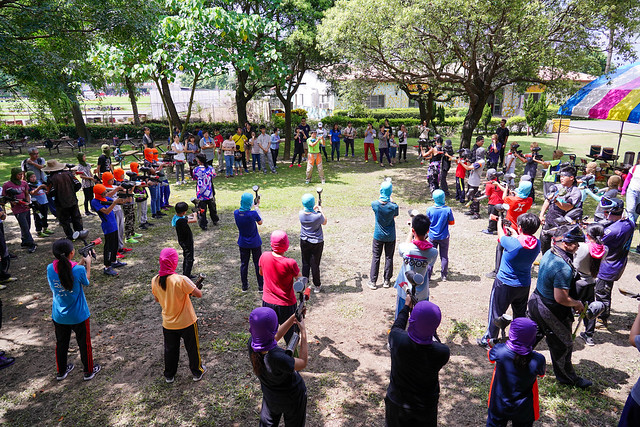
top-left (225, 156), bottom-right (234, 176)
top-left (161, 181), bottom-right (170, 207)
top-left (331, 142), bottom-right (340, 161)
top-left (251, 153), bottom-right (261, 171)
top-left (389, 146), bottom-right (397, 159)
top-left (149, 185), bottom-right (160, 214)
top-left (626, 188), bottom-right (640, 223)
top-left (15, 211), bottom-right (35, 247)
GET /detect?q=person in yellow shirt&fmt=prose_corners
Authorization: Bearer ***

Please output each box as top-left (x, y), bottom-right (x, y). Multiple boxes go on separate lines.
top-left (151, 247), bottom-right (205, 383)
top-left (232, 127), bottom-right (249, 173)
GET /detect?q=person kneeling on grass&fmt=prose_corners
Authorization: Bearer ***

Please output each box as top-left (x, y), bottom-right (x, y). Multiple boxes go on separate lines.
top-left (386, 299), bottom-right (449, 427)
top-left (91, 184), bottom-right (126, 276)
top-left (259, 230), bottom-right (301, 345)
top-left (486, 317), bottom-right (546, 427)
top-left (249, 307), bottom-right (308, 427)
top-left (152, 248), bottom-right (206, 383)
top-left (47, 239), bottom-right (101, 381)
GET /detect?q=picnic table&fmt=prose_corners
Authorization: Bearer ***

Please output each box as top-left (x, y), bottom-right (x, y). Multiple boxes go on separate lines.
top-left (1, 138), bottom-right (27, 154)
top-left (121, 150), bottom-right (142, 162)
top-left (49, 137), bottom-right (76, 154)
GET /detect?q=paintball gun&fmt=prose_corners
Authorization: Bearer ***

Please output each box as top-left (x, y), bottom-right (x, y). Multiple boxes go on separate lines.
top-left (162, 151), bottom-right (177, 163)
top-left (190, 197), bottom-right (204, 217)
top-left (285, 277), bottom-right (311, 356)
top-left (572, 301), bottom-right (606, 339)
top-left (252, 185), bottom-right (260, 205)
top-left (117, 181), bottom-right (136, 200)
top-left (487, 314), bottom-right (512, 347)
top-left (72, 230), bottom-right (102, 259)
top-left (398, 270), bottom-right (424, 307)
top-left (193, 273), bottom-right (206, 290)
top-left (316, 187), bottom-right (323, 206)
top-left (408, 208), bottom-right (420, 225)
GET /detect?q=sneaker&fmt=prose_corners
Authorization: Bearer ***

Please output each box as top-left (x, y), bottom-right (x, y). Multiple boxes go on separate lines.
top-left (57, 363), bottom-right (75, 380)
top-left (111, 261), bottom-right (127, 268)
top-left (481, 229), bottom-right (496, 235)
top-left (121, 247), bottom-right (133, 252)
top-left (464, 211), bottom-right (474, 216)
top-left (125, 238), bottom-right (138, 244)
top-left (37, 232), bottom-right (47, 238)
top-left (365, 160), bottom-right (368, 163)
top-left (43, 229), bottom-right (54, 235)
top-left (145, 222), bottom-right (155, 227)
top-left (440, 275), bottom-right (447, 282)
top-left (596, 318), bottom-right (608, 329)
top-left (314, 285), bottom-right (321, 294)
top-left (84, 364), bottom-right (101, 381)
top-left (472, 214), bottom-right (480, 220)
top-left (103, 267), bottom-right (118, 276)
top-left (476, 337), bottom-right (490, 350)
top-left (0, 277), bottom-right (16, 284)
top-left (383, 280), bottom-right (391, 288)
top-left (165, 376), bottom-right (174, 384)
top-left (486, 271), bottom-right (496, 279)
top-left (305, 180), bottom-right (310, 184)
top-left (8, 253), bottom-right (17, 259)
top-left (573, 377), bottom-right (593, 389)
top-left (116, 253), bottom-right (126, 259)
top-left (0, 284), bottom-right (6, 290)
top-left (242, 285), bottom-right (248, 292)
top-left (139, 224), bottom-right (148, 231)
top-left (28, 245), bottom-right (37, 254)
top-left (193, 364), bottom-right (207, 381)
top-left (367, 281), bottom-right (377, 290)
top-left (289, 164), bottom-right (293, 168)
top-left (133, 233), bottom-right (143, 238)
top-left (298, 164), bottom-right (302, 168)
top-left (0, 355), bottom-right (15, 369)
top-left (321, 180), bottom-right (325, 184)
top-left (579, 332), bottom-right (595, 346)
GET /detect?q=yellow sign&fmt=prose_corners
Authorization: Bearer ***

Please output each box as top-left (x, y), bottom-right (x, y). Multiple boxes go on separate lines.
top-left (526, 85), bottom-right (546, 93)
top-left (407, 84), bottom-right (429, 95)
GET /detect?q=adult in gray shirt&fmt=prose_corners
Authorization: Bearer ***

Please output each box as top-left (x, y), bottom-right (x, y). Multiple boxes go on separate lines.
top-left (300, 193), bottom-right (327, 294)
top-left (200, 131), bottom-right (215, 166)
top-left (22, 148), bottom-right (46, 182)
top-left (378, 125), bottom-right (392, 167)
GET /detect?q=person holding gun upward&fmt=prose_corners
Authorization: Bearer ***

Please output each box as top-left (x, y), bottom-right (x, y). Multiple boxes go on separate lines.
top-left (91, 184), bottom-right (126, 276)
top-left (248, 307), bottom-right (308, 426)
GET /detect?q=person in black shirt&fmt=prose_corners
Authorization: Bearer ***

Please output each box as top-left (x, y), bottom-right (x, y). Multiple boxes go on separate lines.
top-left (97, 144), bottom-right (112, 176)
top-left (249, 307), bottom-right (308, 427)
top-left (470, 135), bottom-right (485, 162)
top-left (172, 202), bottom-right (197, 278)
top-left (496, 119), bottom-right (509, 168)
top-left (296, 118), bottom-right (311, 158)
top-left (386, 299), bottom-right (450, 427)
top-left (142, 127), bottom-right (154, 149)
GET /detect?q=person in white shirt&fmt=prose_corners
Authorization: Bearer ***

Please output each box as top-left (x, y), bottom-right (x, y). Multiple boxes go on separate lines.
top-left (257, 126), bottom-right (275, 174)
top-left (397, 125), bottom-right (408, 163)
top-left (171, 135), bottom-right (187, 184)
top-left (343, 122), bottom-right (356, 158)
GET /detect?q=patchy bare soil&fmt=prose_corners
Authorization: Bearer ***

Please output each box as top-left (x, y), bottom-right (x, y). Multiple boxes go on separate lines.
top-left (1, 145), bottom-right (639, 426)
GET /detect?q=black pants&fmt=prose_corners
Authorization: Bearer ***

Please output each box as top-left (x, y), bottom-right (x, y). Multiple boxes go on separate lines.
top-left (292, 145), bottom-right (304, 165)
top-left (487, 409), bottom-right (533, 427)
top-left (300, 240), bottom-right (323, 288)
top-left (344, 139), bottom-right (355, 157)
top-left (385, 396), bottom-right (437, 427)
top-left (240, 246), bottom-right (263, 290)
top-left (181, 242), bottom-right (194, 278)
top-left (578, 279), bottom-right (597, 337)
top-left (53, 318), bottom-right (94, 375)
top-left (487, 205), bottom-right (498, 232)
top-left (493, 242), bottom-right (505, 274)
top-left (439, 169), bottom-right (450, 195)
top-left (398, 144), bottom-right (407, 160)
top-left (456, 177), bottom-right (466, 202)
top-left (103, 230), bottom-right (118, 267)
top-left (82, 187), bottom-right (93, 213)
top-left (483, 278), bottom-right (529, 340)
top-left (262, 301), bottom-right (297, 344)
top-left (162, 322), bottom-right (204, 378)
top-left (498, 144), bottom-right (506, 168)
top-left (57, 205), bottom-right (84, 239)
top-left (271, 148), bottom-right (279, 166)
top-left (260, 390), bottom-right (307, 427)
top-left (595, 278), bottom-right (615, 321)
top-left (379, 148), bottom-right (391, 164)
top-left (241, 153), bottom-right (248, 171)
top-left (467, 186), bottom-right (480, 214)
top-left (0, 223), bottom-right (10, 280)
top-left (320, 145), bottom-right (328, 161)
top-left (33, 203), bottom-right (49, 232)
top-left (370, 239), bottom-right (395, 284)
top-left (198, 198), bottom-right (219, 230)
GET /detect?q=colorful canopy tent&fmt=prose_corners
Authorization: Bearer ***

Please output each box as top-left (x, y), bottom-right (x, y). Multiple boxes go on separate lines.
top-left (557, 62), bottom-right (640, 160)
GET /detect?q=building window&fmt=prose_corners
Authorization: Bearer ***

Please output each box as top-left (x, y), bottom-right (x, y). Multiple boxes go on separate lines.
top-left (364, 95), bottom-right (385, 109)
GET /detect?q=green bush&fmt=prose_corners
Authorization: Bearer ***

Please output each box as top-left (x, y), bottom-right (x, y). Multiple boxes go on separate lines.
top-left (506, 116), bottom-right (527, 134)
top-left (524, 94), bottom-right (548, 136)
top-left (332, 108), bottom-right (422, 120)
top-left (480, 104), bottom-right (493, 133)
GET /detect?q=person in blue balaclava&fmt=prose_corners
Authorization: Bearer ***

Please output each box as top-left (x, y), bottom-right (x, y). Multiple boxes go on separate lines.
top-left (385, 299), bottom-right (450, 426)
top-left (299, 193), bottom-right (327, 293)
top-left (425, 189), bottom-right (454, 282)
top-left (234, 192), bottom-right (263, 292)
top-left (368, 180), bottom-right (399, 290)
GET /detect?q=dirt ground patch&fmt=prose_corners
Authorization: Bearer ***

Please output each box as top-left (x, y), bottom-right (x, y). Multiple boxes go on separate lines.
top-left (1, 144), bottom-right (640, 426)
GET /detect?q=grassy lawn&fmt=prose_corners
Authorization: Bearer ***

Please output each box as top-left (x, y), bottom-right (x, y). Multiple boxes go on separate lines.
top-left (0, 128), bottom-right (639, 426)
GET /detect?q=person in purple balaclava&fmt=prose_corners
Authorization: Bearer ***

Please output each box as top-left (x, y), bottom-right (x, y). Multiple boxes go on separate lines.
top-left (385, 300), bottom-right (450, 427)
top-left (486, 317), bottom-right (546, 427)
top-left (248, 307), bottom-right (308, 426)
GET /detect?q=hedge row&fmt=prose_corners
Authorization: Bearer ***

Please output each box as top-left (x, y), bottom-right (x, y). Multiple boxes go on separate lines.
top-left (332, 107), bottom-right (468, 121)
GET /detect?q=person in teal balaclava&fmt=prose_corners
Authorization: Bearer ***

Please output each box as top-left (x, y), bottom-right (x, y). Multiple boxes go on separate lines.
top-left (299, 193), bottom-right (327, 293)
top-left (234, 192), bottom-right (263, 292)
top-left (368, 180), bottom-right (399, 290)
top-left (425, 189), bottom-right (455, 281)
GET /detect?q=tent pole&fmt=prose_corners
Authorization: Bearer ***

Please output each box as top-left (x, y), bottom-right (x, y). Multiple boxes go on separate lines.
top-left (615, 121), bottom-right (624, 167)
top-left (555, 116), bottom-right (562, 149)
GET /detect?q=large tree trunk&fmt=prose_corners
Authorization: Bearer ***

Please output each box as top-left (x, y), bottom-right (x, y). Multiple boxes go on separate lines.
top-left (235, 70), bottom-right (251, 126)
top-left (418, 97), bottom-right (428, 123)
top-left (460, 92), bottom-right (490, 149)
top-left (425, 91), bottom-right (435, 127)
top-left (124, 75), bottom-right (141, 126)
top-left (275, 86), bottom-right (294, 160)
top-left (184, 71), bottom-right (201, 131)
top-left (605, 26), bottom-right (615, 74)
top-left (160, 76), bottom-right (182, 132)
top-left (63, 87), bottom-right (89, 141)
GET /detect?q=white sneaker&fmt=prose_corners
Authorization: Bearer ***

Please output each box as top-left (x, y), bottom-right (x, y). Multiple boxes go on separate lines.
top-left (367, 281), bottom-right (377, 290)
top-left (314, 285), bottom-right (321, 294)
top-left (321, 180), bottom-right (325, 184)
top-left (193, 364), bottom-right (207, 381)
top-left (305, 180), bottom-right (310, 184)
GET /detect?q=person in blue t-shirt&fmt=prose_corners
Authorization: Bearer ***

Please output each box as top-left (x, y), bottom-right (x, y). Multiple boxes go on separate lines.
top-left (234, 192), bottom-right (263, 292)
top-left (487, 317), bottom-right (545, 427)
top-left (91, 184), bottom-right (125, 276)
top-left (477, 213), bottom-right (540, 349)
top-left (368, 180), bottom-right (399, 290)
top-left (47, 239), bottom-right (101, 381)
top-left (425, 190), bottom-right (454, 281)
top-left (328, 123), bottom-right (342, 161)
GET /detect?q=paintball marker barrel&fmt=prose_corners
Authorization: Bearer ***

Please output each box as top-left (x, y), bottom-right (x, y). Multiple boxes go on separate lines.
top-left (193, 273), bottom-right (206, 290)
top-left (252, 185), bottom-right (260, 205)
top-left (316, 187), bottom-right (323, 206)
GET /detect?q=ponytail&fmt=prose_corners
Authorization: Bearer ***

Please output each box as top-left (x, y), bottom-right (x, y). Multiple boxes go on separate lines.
top-left (250, 350), bottom-right (265, 376)
top-left (52, 239), bottom-right (75, 291)
top-left (159, 275), bottom-right (168, 290)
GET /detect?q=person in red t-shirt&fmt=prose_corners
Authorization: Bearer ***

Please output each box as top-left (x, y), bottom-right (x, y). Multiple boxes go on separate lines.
top-left (213, 128), bottom-right (224, 172)
top-left (455, 152), bottom-right (469, 204)
top-left (486, 179), bottom-right (533, 278)
top-left (259, 230), bottom-right (301, 344)
top-left (482, 169), bottom-right (505, 235)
